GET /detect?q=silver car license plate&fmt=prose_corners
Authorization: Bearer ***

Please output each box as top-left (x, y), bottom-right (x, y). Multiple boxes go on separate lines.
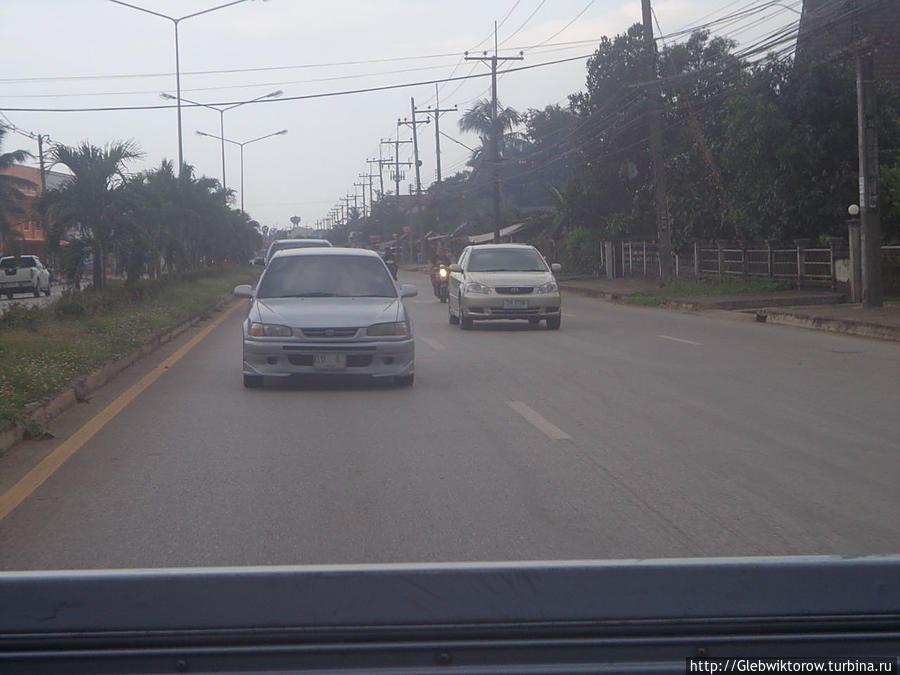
top-left (313, 353), bottom-right (347, 371)
top-left (503, 299), bottom-right (528, 309)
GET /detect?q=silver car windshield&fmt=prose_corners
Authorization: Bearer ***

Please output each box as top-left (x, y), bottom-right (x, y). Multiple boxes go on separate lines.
top-left (468, 249), bottom-right (548, 272)
top-left (257, 255), bottom-right (397, 299)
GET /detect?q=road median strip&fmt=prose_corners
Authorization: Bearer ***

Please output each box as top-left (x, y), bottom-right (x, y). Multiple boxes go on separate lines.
top-left (0, 301), bottom-right (242, 520)
top-left (0, 268), bottom-right (257, 454)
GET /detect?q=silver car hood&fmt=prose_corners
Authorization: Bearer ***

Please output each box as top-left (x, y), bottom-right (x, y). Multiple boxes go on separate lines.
top-left (466, 271), bottom-right (554, 287)
top-left (252, 297), bottom-right (403, 328)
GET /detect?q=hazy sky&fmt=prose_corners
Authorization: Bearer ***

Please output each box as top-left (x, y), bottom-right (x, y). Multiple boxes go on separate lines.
top-left (0, 0), bottom-right (801, 230)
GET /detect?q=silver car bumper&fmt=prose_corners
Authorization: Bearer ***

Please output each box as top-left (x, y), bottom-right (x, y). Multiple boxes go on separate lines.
top-left (461, 292), bottom-right (561, 321)
top-left (243, 338), bottom-right (414, 379)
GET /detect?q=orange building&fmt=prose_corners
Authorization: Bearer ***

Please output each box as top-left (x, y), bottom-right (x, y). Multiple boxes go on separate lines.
top-left (0, 165), bottom-right (71, 257)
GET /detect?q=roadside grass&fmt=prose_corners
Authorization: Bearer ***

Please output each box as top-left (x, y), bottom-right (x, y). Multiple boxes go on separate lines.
top-left (622, 278), bottom-right (792, 307)
top-left (0, 266), bottom-right (258, 431)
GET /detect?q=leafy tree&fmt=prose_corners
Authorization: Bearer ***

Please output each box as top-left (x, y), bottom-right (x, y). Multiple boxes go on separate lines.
top-left (458, 98), bottom-right (525, 169)
top-left (45, 140), bottom-right (143, 289)
top-left (0, 125), bottom-right (31, 255)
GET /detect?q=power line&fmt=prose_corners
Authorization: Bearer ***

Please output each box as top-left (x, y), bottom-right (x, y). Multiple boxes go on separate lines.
top-left (0, 53), bottom-right (593, 113)
top-left (534, 0), bottom-right (597, 47)
top-left (499, 0), bottom-right (548, 46)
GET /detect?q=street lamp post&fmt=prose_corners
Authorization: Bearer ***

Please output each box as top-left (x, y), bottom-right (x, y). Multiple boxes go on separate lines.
top-left (161, 90), bottom-right (282, 193)
top-left (109, 0), bottom-right (253, 175)
top-left (197, 129), bottom-right (288, 213)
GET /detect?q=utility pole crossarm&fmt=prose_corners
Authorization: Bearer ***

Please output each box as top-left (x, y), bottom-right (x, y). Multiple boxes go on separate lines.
top-left (416, 84), bottom-right (458, 184)
top-left (463, 31), bottom-right (524, 243)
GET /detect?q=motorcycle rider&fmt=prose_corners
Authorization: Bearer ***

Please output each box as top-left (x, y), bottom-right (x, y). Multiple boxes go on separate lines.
top-left (431, 249), bottom-right (451, 298)
top-left (383, 248), bottom-right (398, 280)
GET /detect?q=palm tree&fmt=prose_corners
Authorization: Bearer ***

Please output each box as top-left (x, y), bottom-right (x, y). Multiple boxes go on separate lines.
top-left (45, 140), bottom-right (142, 289)
top-left (0, 125), bottom-right (32, 255)
top-left (458, 98), bottom-right (525, 169)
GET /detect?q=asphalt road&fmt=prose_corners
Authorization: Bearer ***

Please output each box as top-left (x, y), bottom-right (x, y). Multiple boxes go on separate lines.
top-left (0, 283), bottom-right (64, 315)
top-left (1, 270), bottom-right (899, 570)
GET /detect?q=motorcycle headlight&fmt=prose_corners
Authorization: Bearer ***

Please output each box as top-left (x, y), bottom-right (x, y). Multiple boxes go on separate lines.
top-left (438, 267), bottom-right (448, 278)
top-left (536, 280), bottom-right (558, 294)
top-left (249, 322), bottom-right (292, 337)
top-left (367, 321), bottom-right (409, 337)
top-left (466, 281), bottom-right (491, 294)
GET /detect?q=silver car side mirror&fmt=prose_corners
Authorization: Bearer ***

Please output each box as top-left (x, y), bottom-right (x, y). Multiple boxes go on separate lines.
top-left (449, 263), bottom-right (462, 273)
top-left (399, 284), bottom-right (418, 298)
top-left (234, 284), bottom-right (254, 298)
top-left (550, 263), bottom-right (562, 273)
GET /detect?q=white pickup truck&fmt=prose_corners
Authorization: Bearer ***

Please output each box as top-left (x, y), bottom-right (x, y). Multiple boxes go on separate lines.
top-left (0, 255), bottom-right (51, 299)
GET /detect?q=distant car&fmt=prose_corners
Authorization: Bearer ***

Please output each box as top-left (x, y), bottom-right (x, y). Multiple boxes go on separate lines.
top-left (264, 238), bottom-right (332, 265)
top-left (252, 256), bottom-right (266, 266)
top-left (447, 244), bottom-right (562, 330)
top-left (234, 247), bottom-right (417, 388)
top-left (0, 255), bottom-right (52, 299)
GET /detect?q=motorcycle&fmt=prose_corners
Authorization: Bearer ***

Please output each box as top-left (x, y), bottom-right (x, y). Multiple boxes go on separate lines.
top-left (432, 264), bottom-right (449, 303)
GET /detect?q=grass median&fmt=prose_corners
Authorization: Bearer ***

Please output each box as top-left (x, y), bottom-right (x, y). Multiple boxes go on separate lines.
top-left (621, 279), bottom-right (791, 307)
top-left (0, 265), bottom-right (259, 432)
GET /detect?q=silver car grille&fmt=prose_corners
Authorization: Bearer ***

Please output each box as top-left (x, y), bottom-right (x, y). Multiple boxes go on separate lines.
top-left (301, 327), bottom-right (359, 339)
top-left (495, 286), bottom-right (534, 295)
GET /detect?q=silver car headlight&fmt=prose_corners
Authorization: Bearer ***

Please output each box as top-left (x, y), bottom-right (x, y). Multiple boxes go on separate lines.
top-left (466, 281), bottom-right (492, 295)
top-left (249, 322), bottom-right (292, 337)
top-left (536, 280), bottom-right (558, 294)
top-left (367, 321), bottom-right (409, 337)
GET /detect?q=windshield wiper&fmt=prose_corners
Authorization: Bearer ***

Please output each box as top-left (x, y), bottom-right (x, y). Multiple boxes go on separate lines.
top-left (276, 292), bottom-right (338, 297)
top-left (475, 268), bottom-right (545, 272)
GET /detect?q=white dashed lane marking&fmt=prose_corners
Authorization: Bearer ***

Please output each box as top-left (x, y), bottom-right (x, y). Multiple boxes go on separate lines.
top-left (421, 337), bottom-right (446, 351)
top-left (657, 334), bottom-right (703, 346)
top-left (507, 401), bottom-right (572, 441)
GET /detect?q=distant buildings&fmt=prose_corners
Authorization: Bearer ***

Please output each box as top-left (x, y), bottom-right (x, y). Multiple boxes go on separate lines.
top-left (0, 165), bottom-right (72, 257)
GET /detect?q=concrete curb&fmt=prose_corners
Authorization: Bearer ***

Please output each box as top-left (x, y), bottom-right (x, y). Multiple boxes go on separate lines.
top-left (559, 284), bottom-right (632, 301)
top-left (0, 294), bottom-right (238, 455)
top-left (559, 282), bottom-right (899, 342)
top-left (664, 294), bottom-right (846, 312)
top-left (761, 309), bottom-right (900, 343)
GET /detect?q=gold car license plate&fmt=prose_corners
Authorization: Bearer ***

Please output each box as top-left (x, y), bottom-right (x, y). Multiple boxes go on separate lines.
top-left (503, 299), bottom-right (528, 309)
top-left (313, 353), bottom-right (347, 371)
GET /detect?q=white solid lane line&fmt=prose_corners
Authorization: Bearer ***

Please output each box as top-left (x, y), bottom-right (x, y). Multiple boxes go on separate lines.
top-left (507, 401), bottom-right (572, 441)
top-left (420, 337), bottom-right (446, 351)
top-left (657, 334), bottom-right (704, 346)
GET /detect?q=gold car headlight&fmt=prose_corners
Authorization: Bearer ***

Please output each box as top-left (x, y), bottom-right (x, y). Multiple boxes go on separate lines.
top-left (466, 281), bottom-right (491, 295)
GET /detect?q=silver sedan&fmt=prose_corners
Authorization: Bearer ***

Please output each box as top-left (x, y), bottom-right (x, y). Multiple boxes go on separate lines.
top-left (234, 247), bottom-right (417, 388)
top-left (448, 244), bottom-right (562, 330)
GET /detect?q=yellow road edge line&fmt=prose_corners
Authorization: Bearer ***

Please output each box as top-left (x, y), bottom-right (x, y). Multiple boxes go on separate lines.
top-left (0, 301), bottom-right (243, 522)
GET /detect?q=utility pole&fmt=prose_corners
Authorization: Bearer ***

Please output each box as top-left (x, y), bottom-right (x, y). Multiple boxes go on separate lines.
top-left (417, 84), bottom-right (458, 184)
top-left (366, 158), bottom-right (386, 200)
top-left (359, 172), bottom-right (377, 210)
top-left (397, 99), bottom-right (429, 195)
top-left (353, 181), bottom-right (367, 219)
top-left (465, 22), bottom-right (524, 243)
top-left (641, 0), bottom-right (673, 283)
top-left (36, 133), bottom-right (48, 192)
top-left (382, 138), bottom-right (413, 202)
top-left (856, 46), bottom-right (883, 307)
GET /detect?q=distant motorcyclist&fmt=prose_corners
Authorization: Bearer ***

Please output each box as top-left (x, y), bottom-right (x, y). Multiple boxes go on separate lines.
top-left (383, 248), bottom-right (398, 280)
top-left (431, 249), bottom-right (452, 301)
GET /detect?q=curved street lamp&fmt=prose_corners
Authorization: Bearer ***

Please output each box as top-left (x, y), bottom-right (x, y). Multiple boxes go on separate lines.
top-left (161, 90), bottom-right (282, 193)
top-left (196, 129), bottom-right (288, 213)
top-left (109, 0), bottom-right (255, 175)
